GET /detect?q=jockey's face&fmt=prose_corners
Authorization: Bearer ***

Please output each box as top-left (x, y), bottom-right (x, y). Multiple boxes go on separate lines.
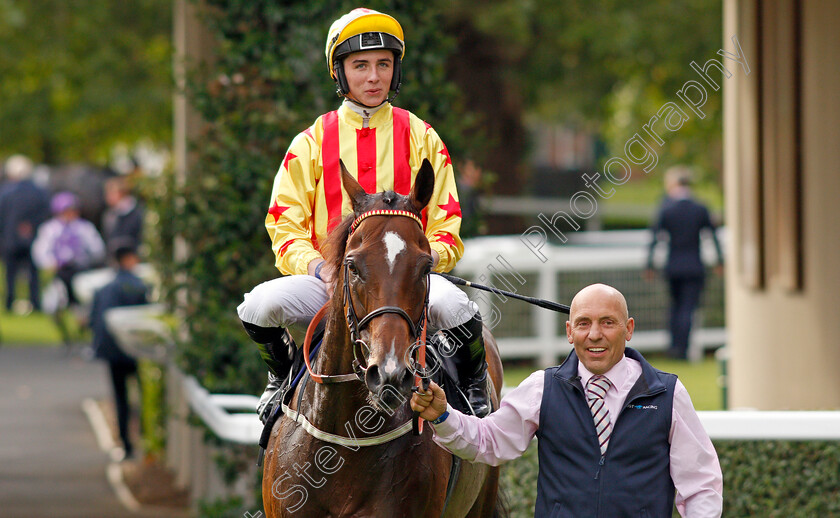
top-left (343, 49), bottom-right (394, 106)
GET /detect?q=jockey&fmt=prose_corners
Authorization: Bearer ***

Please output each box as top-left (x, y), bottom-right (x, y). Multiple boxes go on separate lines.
top-left (237, 8), bottom-right (490, 421)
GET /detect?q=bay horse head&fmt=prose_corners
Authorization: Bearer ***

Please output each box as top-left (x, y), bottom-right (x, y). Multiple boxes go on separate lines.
top-left (323, 158), bottom-right (436, 410)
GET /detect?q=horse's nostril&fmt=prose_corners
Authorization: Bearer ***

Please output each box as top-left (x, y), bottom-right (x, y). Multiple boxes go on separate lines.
top-left (365, 364), bottom-right (382, 388)
top-left (400, 368), bottom-right (413, 388)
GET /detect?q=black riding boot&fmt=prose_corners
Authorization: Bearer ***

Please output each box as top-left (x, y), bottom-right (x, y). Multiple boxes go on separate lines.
top-left (443, 314), bottom-right (490, 417)
top-left (241, 321), bottom-right (296, 422)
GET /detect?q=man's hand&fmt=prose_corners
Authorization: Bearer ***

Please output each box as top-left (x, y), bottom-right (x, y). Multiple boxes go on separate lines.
top-left (410, 381), bottom-right (448, 422)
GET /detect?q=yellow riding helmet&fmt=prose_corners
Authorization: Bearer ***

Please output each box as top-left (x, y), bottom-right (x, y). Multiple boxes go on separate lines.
top-left (325, 8), bottom-right (405, 97)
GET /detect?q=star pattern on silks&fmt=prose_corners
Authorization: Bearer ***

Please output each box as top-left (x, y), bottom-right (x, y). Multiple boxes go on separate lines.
top-left (433, 232), bottom-right (457, 247)
top-left (268, 200), bottom-right (289, 223)
top-left (438, 144), bottom-right (452, 166)
top-left (438, 193), bottom-right (461, 220)
top-left (283, 151), bottom-right (297, 171)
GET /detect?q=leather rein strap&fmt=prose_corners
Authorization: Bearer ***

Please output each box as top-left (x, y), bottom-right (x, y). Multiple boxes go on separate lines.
top-left (303, 302), bottom-right (356, 384)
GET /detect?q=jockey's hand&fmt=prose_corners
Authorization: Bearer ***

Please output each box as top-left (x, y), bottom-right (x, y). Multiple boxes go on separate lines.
top-left (308, 258), bottom-right (334, 283)
top-left (410, 381), bottom-right (447, 422)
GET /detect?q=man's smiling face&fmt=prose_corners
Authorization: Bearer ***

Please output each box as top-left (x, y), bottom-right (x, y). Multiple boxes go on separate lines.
top-left (566, 284), bottom-right (634, 375)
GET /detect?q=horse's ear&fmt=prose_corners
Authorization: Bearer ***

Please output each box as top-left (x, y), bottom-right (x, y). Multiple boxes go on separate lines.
top-left (410, 159), bottom-right (435, 212)
top-left (340, 160), bottom-right (367, 212)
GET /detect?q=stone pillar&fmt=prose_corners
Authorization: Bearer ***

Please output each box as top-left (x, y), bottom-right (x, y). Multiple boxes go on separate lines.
top-left (724, 0), bottom-right (840, 409)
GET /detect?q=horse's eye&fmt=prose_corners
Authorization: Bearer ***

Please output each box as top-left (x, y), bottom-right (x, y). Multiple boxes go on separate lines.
top-left (346, 260), bottom-right (359, 276)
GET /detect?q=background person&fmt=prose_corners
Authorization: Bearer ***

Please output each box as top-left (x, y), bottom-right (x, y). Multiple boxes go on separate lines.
top-left (32, 191), bottom-right (106, 309)
top-left (645, 166), bottom-right (724, 359)
top-left (89, 240), bottom-right (148, 460)
top-left (237, 7), bottom-right (490, 421)
top-left (101, 176), bottom-right (144, 253)
top-left (411, 283), bottom-right (723, 517)
top-left (0, 155), bottom-right (50, 313)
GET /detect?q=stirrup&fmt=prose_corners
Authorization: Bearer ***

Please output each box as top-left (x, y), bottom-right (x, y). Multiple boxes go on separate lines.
top-left (257, 373), bottom-right (285, 424)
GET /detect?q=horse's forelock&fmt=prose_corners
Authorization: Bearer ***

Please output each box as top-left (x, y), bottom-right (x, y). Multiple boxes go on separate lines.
top-left (363, 190), bottom-right (417, 214)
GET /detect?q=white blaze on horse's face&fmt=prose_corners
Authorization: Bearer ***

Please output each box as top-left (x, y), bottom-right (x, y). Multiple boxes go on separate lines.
top-left (383, 231), bottom-right (406, 274)
top-left (382, 338), bottom-right (399, 376)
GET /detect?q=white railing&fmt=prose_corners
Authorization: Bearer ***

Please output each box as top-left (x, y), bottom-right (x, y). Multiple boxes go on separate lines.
top-left (699, 411), bottom-right (840, 440)
top-left (179, 381), bottom-right (840, 442)
top-left (103, 301), bottom-right (261, 509)
top-left (165, 365), bottom-right (260, 510)
top-left (454, 233), bottom-right (727, 365)
top-left (180, 376), bottom-right (262, 444)
top-left (73, 263), bottom-right (160, 306)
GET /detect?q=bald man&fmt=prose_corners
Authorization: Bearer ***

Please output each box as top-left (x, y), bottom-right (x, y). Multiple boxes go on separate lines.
top-left (411, 284), bottom-right (723, 517)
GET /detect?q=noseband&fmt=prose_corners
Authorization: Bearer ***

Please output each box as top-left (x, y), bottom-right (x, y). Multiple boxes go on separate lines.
top-left (304, 209), bottom-right (430, 385)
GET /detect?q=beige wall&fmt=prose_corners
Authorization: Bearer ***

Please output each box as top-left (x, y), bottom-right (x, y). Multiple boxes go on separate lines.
top-left (724, 0), bottom-right (840, 409)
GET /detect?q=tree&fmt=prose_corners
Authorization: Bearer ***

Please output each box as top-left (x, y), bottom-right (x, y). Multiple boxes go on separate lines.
top-left (447, 0), bottom-right (723, 182)
top-left (0, 0), bottom-right (172, 164)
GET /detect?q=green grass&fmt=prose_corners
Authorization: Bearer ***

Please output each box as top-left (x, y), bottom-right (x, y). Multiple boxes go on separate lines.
top-left (0, 311), bottom-right (79, 345)
top-left (501, 353), bottom-right (722, 411)
top-left (605, 177), bottom-right (724, 210)
top-left (0, 267), bottom-right (91, 345)
top-left (594, 177), bottom-right (725, 230)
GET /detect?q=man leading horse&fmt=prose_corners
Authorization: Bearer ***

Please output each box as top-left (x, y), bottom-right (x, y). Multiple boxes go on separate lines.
top-left (237, 8), bottom-right (490, 424)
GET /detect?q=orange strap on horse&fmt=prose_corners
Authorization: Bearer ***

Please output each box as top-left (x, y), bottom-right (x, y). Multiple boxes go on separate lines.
top-left (413, 307), bottom-right (429, 434)
top-left (303, 302), bottom-right (357, 384)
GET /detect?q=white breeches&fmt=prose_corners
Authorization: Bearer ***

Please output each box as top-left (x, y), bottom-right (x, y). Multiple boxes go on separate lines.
top-left (237, 274), bottom-right (479, 345)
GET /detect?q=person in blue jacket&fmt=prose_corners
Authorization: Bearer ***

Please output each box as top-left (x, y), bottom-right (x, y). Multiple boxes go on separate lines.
top-left (0, 155), bottom-right (50, 312)
top-left (646, 166), bottom-right (724, 359)
top-left (90, 240), bottom-right (148, 459)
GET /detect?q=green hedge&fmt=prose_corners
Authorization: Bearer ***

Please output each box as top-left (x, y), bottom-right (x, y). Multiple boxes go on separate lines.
top-left (500, 440), bottom-right (840, 517)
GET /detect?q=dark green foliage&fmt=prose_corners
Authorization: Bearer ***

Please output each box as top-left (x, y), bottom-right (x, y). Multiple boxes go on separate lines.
top-left (716, 441), bottom-right (840, 517)
top-left (157, 1), bottom-right (481, 394)
top-left (0, 1), bottom-right (172, 163)
top-left (500, 440), bottom-right (840, 517)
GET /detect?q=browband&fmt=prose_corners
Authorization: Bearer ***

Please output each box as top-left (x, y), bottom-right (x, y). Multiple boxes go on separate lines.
top-left (349, 209), bottom-right (423, 235)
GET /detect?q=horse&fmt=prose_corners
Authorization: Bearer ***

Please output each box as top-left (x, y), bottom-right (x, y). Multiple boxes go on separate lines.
top-left (261, 159), bottom-right (506, 517)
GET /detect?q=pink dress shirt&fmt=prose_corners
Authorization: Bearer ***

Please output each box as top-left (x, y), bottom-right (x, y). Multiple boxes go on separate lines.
top-left (432, 355), bottom-right (723, 518)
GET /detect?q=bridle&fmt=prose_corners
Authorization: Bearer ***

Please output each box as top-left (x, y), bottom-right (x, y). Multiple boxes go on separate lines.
top-left (304, 209), bottom-right (430, 385)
